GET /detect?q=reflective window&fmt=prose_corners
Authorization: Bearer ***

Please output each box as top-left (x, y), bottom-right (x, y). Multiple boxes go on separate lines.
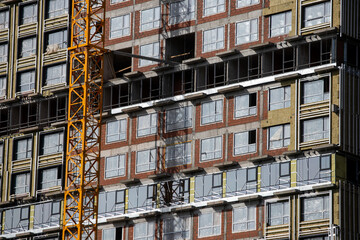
top-left (0, 10), bottom-right (9, 29)
top-left (169, 0), bottom-right (196, 24)
top-left (297, 155), bottom-right (331, 185)
top-left (19, 37), bottom-right (37, 58)
top-left (12, 172), bottom-right (30, 195)
top-left (261, 162), bottom-right (291, 191)
top-left (45, 30), bottom-right (68, 52)
top-left (234, 93), bottom-right (257, 118)
top-left (165, 142), bottom-right (191, 168)
top-left (270, 11), bottom-right (292, 37)
top-left (303, 1), bottom-right (331, 28)
top-left (301, 78), bottom-right (330, 104)
top-left (301, 195), bottom-right (329, 221)
top-left (128, 185), bottom-right (156, 212)
top-left (198, 210), bottom-right (221, 237)
top-left (268, 124), bottom-right (290, 149)
top-left (106, 119), bottom-right (127, 142)
top-left (234, 130), bottom-right (256, 155)
top-left (39, 167), bottom-right (61, 189)
top-left (236, 19), bottom-right (258, 45)
top-left (98, 190), bottom-right (125, 217)
top-left (237, 0), bottom-right (259, 8)
top-left (203, 27), bottom-right (224, 52)
top-left (140, 7), bottom-right (160, 32)
top-left (195, 173), bottom-right (222, 201)
top-left (301, 116), bottom-right (329, 142)
top-left (163, 215), bottom-right (191, 240)
top-left (46, 0), bottom-right (68, 19)
top-left (33, 201), bottom-right (61, 228)
top-left (166, 106), bottom-right (192, 131)
top-left (20, 3), bottom-right (37, 25)
top-left (139, 42), bottom-right (160, 66)
top-left (105, 154), bottom-right (126, 178)
top-left (4, 207), bottom-right (29, 234)
top-left (137, 113), bottom-right (157, 137)
top-left (136, 149), bottom-right (156, 173)
top-left (0, 43), bottom-right (8, 62)
top-left (44, 64), bottom-right (66, 86)
top-left (203, 0), bottom-right (225, 16)
top-left (17, 70), bottom-right (35, 93)
top-left (134, 221), bottom-right (155, 240)
top-left (267, 201), bottom-right (289, 226)
top-left (103, 228), bottom-right (116, 240)
top-left (232, 204), bottom-right (256, 232)
top-left (226, 167), bottom-right (257, 196)
top-left (111, 0), bottom-right (127, 3)
top-left (269, 86), bottom-right (291, 110)
top-left (201, 99), bottom-right (223, 124)
top-left (0, 142), bottom-right (3, 164)
top-left (200, 136), bottom-right (222, 161)
top-left (13, 137), bottom-right (32, 160)
top-left (110, 14), bottom-right (130, 38)
top-left (0, 76), bottom-right (6, 97)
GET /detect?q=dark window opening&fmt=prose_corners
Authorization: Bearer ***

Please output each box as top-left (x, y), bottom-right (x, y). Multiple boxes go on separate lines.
top-left (165, 33), bottom-right (195, 63)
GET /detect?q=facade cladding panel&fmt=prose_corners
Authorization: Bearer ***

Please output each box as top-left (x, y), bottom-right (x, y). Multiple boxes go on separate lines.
top-left (0, 0), bottom-right (359, 240)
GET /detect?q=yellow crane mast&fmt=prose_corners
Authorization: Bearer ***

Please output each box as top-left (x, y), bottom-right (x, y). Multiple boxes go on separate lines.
top-left (63, 0), bottom-right (105, 239)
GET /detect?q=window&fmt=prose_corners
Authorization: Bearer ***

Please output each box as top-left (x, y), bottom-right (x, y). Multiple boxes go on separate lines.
top-left (137, 113), bottom-right (157, 137)
top-left (169, 0), bottom-right (196, 24)
top-left (226, 167), bottom-right (257, 196)
top-left (139, 42), bottom-right (160, 66)
top-left (165, 142), bottom-right (191, 168)
top-left (102, 227), bottom-right (123, 240)
top-left (270, 11), bottom-right (292, 37)
top-left (301, 116), bottom-right (329, 142)
top-left (134, 221), bottom-right (155, 240)
top-left (13, 137), bottom-right (32, 160)
top-left (203, 27), bottom-right (224, 52)
top-left (163, 215), bottom-right (191, 240)
top-left (44, 64), bottom-right (66, 86)
top-left (39, 167), bottom-right (61, 189)
top-left (303, 1), bottom-right (330, 28)
top-left (268, 124), bottom-right (290, 149)
top-left (234, 93), bottom-right (257, 118)
top-left (111, 0), bottom-right (127, 3)
top-left (0, 43), bottom-right (8, 62)
top-left (269, 86), bottom-right (291, 110)
top-left (232, 205), bottom-right (256, 232)
top-left (166, 106), bottom-right (192, 131)
top-left (17, 70), bottom-right (35, 93)
top-left (198, 210), bottom-right (221, 237)
top-left (45, 30), bottom-right (68, 51)
top-left (261, 162), bottom-right (291, 191)
top-left (201, 99), bottom-right (223, 124)
top-left (106, 119), bottom-right (127, 142)
top-left (105, 154), bottom-right (126, 178)
top-left (46, 0), bottom-right (68, 18)
top-left (267, 201), bottom-right (289, 226)
top-left (234, 130), bottom-right (256, 155)
top-left (4, 207), bottom-right (30, 234)
top-left (140, 7), bottom-right (160, 32)
top-left (19, 37), bottom-right (36, 58)
top-left (236, 19), bottom-right (258, 45)
top-left (203, 0), bottom-right (225, 16)
top-left (301, 78), bottom-right (329, 104)
top-left (0, 10), bottom-right (9, 29)
top-left (237, 0), bottom-right (259, 8)
top-left (128, 185), bottom-right (155, 212)
top-left (20, 3), bottom-right (37, 25)
top-left (98, 190), bottom-right (125, 216)
top-left (301, 195), bottom-right (329, 221)
top-left (0, 142), bottom-right (3, 164)
top-left (159, 179), bottom-right (190, 205)
top-left (33, 201), bottom-right (61, 228)
top-left (0, 76), bottom-right (6, 97)
top-left (40, 131), bottom-right (64, 155)
top-left (136, 149), bottom-right (156, 173)
top-left (200, 136), bottom-right (222, 161)
top-left (110, 14), bottom-right (130, 38)
top-left (12, 172), bottom-right (30, 195)
top-left (195, 173), bottom-right (222, 201)
top-left (297, 155), bottom-right (331, 185)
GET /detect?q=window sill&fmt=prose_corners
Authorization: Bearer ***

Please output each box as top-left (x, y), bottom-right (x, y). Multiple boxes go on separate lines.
top-left (301, 23), bottom-right (331, 34)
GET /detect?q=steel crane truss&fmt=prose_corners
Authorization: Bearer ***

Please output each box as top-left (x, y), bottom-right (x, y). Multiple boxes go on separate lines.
top-left (63, 0), bottom-right (105, 239)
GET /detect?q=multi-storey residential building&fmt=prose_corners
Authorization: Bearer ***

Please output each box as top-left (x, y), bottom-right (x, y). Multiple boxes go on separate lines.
top-left (0, 0), bottom-right (360, 239)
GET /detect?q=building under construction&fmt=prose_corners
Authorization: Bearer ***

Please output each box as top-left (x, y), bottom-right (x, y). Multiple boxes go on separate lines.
top-left (0, 0), bottom-right (360, 239)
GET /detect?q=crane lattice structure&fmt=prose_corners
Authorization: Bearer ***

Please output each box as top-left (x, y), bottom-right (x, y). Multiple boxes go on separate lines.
top-left (63, 0), bottom-right (105, 239)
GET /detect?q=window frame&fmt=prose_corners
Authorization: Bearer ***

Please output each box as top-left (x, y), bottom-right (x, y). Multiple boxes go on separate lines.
top-left (136, 148), bottom-right (157, 173)
top-left (140, 7), bottom-right (161, 32)
top-left (19, 2), bottom-right (38, 25)
top-left (46, 0), bottom-right (69, 19)
top-left (234, 92), bottom-right (257, 118)
top-left (134, 221), bottom-right (155, 240)
top-left (169, 0), bottom-right (196, 25)
top-left (200, 136), bottom-right (223, 162)
top-left (0, 75), bottom-right (6, 97)
top-left (38, 166), bottom-right (61, 190)
top-left (19, 36), bottom-right (37, 58)
top-left (268, 86), bottom-right (291, 111)
top-left (106, 118), bottom-right (127, 143)
top-left (44, 29), bottom-right (68, 52)
top-left (163, 215), bottom-right (191, 240)
top-left (301, 116), bottom-right (329, 143)
top-left (43, 63), bottom-right (67, 86)
top-left (267, 124), bottom-right (290, 150)
top-left (266, 199), bottom-right (290, 226)
top-left (165, 142), bottom-right (192, 168)
top-left (236, 0), bottom-right (259, 8)
top-left (105, 154), bottom-right (126, 179)
top-left (198, 209), bottom-right (222, 237)
top-left (300, 77), bottom-right (330, 105)
top-left (137, 113), bottom-right (158, 137)
top-left (166, 105), bottom-right (193, 132)
top-left (12, 172), bottom-right (31, 195)
top-left (300, 194), bottom-right (330, 222)
top-left (269, 11), bottom-right (292, 37)
top-left (232, 204), bottom-right (257, 233)
top-left (39, 130), bottom-right (64, 155)
top-left (202, 26), bottom-right (225, 53)
top-left (17, 70), bottom-right (36, 93)
top-left (203, 0), bottom-right (225, 16)
top-left (233, 130), bottom-right (257, 156)
top-left (235, 18), bottom-right (259, 45)
top-left (302, 1), bottom-right (331, 28)
top-left (0, 9), bottom-right (9, 29)
top-left (13, 136), bottom-right (33, 161)
top-left (110, 13), bottom-right (131, 39)
top-left (139, 42), bottom-right (160, 67)
top-left (200, 99), bottom-right (223, 125)
top-left (0, 43), bottom-right (8, 63)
